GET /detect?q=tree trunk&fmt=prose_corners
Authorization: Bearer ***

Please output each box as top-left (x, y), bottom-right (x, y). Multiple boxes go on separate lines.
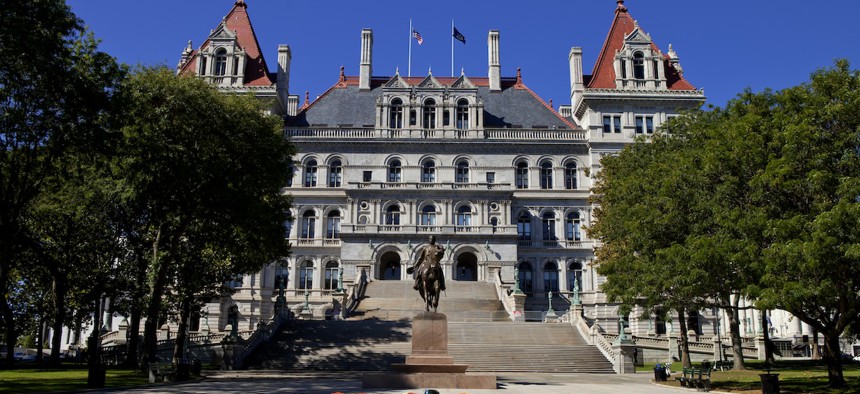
top-left (35, 311), bottom-right (44, 363)
top-left (49, 274), bottom-right (67, 366)
top-left (761, 310), bottom-right (774, 363)
top-left (123, 306), bottom-right (143, 368)
top-left (0, 266), bottom-right (15, 366)
top-left (811, 328), bottom-right (820, 360)
top-left (677, 307), bottom-right (692, 368)
top-left (728, 295), bottom-right (747, 370)
top-left (172, 297), bottom-right (191, 364)
top-left (822, 330), bottom-right (846, 388)
top-left (86, 296), bottom-right (103, 388)
top-left (143, 227), bottom-right (165, 363)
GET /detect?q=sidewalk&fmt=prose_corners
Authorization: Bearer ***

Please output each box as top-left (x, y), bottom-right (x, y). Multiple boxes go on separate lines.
top-left (86, 371), bottom-right (679, 394)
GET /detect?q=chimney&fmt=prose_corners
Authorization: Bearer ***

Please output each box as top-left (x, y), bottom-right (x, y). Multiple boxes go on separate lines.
top-left (487, 30), bottom-right (501, 92)
top-left (359, 29), bottom-right (373, 91)
top-left (569, 47), bottom-right (584, 104)
top-left (277, 45), bottom-right (291, 107)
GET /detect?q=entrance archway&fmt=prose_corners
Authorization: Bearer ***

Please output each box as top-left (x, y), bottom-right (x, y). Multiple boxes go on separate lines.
top-left (455, 252), bottom-right (478, 281)
top-left (380, 251), bottom-right (401, 280)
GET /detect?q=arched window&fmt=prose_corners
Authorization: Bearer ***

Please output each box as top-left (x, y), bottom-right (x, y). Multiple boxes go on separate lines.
top-left (422, 160), bottom-right (436, 183)
top-left (544, 262), bottom-right (559, 293)
top-left (328, 160), bottom-right (342, 187)
top-left (455, 161), bottom-right (469, 183)
top-left (540, 161), bottom-right (553, 189)
top-left (385, 205), bottom-right (401, 225)
top-left (568, 261), bottom-right (583, 292)
top-left (564, 162), bottom-right (577, 189)
top-left (423, 98), bottom-right (436, 129)
top-left (566, 211), bottom-right (582, 241)
top-left (304, 160), bottom-right (318, 187)
top-left (326, 210), bottom-right (341, 239)
top-left (389, 98), bottom-right (403, 129)
top-left (515, 161), bottom-right (529, 189)
top-left (420, 205), bottom-right (436, 226)
top-left (456, 205), bottom-right (472, 227)
top-left (542, 212), bottom-right (557, 241)
top-left (517, 212), bottom-right (531, 241)
top-left (301, 211), bottom-right (316, 239)
top-left (324, 261), bottom-right (339, 290)
top-left (214, 48), bottom-right (227, 76)
top-left (633, 52), bottom-right (645, 80)
top-left (299, 261), bottom-right (314, 290)
top-left (455, 99), bottom-right (469, 129)
top-left (518, 262), bottom-right (533, 294)
top-left (388, 160), bottom-right (402, 183)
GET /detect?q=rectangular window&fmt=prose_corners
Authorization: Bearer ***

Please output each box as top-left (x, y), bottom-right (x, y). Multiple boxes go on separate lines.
top-left (636, 115), bottom-right (654, 134)
top-left (603, 115), bottom-right (622, 133)
top-left (486, 172), bottom-right (495, 184)
top-left (443, 110), bottom-right (450, 126)
top-left (362, 171), bottom-right (372, 182)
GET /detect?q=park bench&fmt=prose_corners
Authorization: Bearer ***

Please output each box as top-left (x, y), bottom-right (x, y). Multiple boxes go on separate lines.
top-left (678, 367), bottom-right (711, 391)
top-left (148, 362), bottom-right (175, 383)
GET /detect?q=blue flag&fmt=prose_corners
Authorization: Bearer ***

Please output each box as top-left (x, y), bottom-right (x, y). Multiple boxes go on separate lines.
top-left (453, 27), bottom-right (466, 44)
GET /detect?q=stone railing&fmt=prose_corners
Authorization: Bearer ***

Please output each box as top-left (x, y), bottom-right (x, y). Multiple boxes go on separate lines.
top-left (342, 274), bottom-right (369, 318)
top-left (352, 181), bottom-right (512, 191)
top-left (285, 127), bottom-right (586, 141)
top-left (493, 275), bottom-right (517, 320)
top-left (230, 312), bottom-right (289, 369)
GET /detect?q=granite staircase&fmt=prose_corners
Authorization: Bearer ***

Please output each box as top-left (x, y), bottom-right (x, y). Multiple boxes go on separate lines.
top-left (244, 281), bottom-right (614, 373)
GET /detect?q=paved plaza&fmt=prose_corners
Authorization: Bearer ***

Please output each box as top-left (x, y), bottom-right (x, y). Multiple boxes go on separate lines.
top-left (86, 371), bottom-right (681, 394)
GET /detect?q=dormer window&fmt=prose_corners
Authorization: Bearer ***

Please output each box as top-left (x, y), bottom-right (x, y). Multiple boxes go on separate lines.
top-left (389, 98), bottom-right (403, 129)
top-left (214, 48), bottom-right (228, 76)
top-left (633, 52), bottom-right (645, 80)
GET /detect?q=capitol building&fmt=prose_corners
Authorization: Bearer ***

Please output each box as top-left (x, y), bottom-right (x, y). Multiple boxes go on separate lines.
top-left (141, 0), bottom-right (840, 365)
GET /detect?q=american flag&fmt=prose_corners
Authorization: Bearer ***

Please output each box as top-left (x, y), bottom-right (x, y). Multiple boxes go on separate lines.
top-left (412, 30), bottom-right (423, 45)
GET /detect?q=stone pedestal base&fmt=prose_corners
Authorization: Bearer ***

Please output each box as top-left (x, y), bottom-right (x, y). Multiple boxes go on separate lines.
top-left (363, 312), bottom-right (496, 390)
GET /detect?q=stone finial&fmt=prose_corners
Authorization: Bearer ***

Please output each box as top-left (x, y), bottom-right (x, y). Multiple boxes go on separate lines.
top-left (549, 99), bottom-right (553, 109)
top-left (616, 0), bottom-right (627, 12)
top-left (515, 67), bottom-right (522, 85)
top-left (461, 67), bottom-right (465, 76)
top-left (235, 0), bottom-right (247, 8)
top-left (300, 91), bottom-right (310, 110)
top-left (339, 65), bottom-right (346, 82)
top-left (395, 66), bottom-right (400, 75)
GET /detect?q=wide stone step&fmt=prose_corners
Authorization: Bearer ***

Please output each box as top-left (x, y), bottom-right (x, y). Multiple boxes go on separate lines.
top-left (244, 318), bottom-right (614, 374)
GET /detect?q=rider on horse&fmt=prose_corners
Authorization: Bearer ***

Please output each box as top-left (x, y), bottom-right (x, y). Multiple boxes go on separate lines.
top-left (409, 235), bottom-right (446, 292)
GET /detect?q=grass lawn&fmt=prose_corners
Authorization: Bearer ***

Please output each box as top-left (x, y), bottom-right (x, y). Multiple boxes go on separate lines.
top-left (0, 365), bottom-right (148, 393)
top-left (650, 359), bottom-right (860, 393)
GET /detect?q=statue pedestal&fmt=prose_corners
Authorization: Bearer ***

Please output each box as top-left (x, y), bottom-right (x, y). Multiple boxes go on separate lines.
top-left (362, 312), bottom-right (496, 389)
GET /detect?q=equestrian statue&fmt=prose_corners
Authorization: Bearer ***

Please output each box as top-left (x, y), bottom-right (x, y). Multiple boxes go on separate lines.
top-left (406, 235), bottom-right (446, 312)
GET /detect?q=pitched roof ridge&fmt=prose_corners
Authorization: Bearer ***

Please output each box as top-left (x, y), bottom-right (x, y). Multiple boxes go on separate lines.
top-left (587, 2), bottom-right (631, 88)
top-left (517, 81), bottom-right (577, 129)
top-left (297, 80), bottom-right (343, 114)
top-left (226, 1), bottom-right (273, 86)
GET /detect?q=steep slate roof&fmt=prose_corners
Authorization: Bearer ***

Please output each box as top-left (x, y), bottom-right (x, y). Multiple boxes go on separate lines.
top-left (587, 1), bottom-right (695, 90)
top-left (290, 74), bottom-right (576, 129)
top-left (178, 0), bottom-right (274, 86)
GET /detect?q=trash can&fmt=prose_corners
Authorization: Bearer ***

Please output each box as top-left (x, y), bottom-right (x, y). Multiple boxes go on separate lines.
top-left (190, 359), bottom-right (202, 376)
top-left (653, 364), bottom-right (667, 381)
top-left (760, 373), bottom-right (780, 394)
top-left (87, 364), bottom-right (107, 388)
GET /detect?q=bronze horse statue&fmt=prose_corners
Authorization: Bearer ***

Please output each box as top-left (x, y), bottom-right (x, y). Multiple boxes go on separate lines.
top-left (416, 258), bottom-right (443, 312)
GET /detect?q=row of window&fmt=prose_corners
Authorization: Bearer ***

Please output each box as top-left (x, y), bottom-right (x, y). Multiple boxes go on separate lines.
top-left (517, 211), bottom-right (582, 242)
top-left (517, 261), bottom-right (584, 294)
top-left (602, 115), bottom-right (656, 134)
top-left (294, 260), bottom-right (340, 290)
top-left (298, 159), bottom-right (579, 189)
top-left (389, 98), bottom-right (470, 130)
top-left (200, 48), bottom-right (240, 77)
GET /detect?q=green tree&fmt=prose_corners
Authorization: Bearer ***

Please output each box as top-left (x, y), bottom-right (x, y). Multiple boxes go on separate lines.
top-left (112, 67), bottom-right (293, 364)
top-left (0, 0), bottom-right (123, 364)
top-left (752, 60), bottom-right (860, 388)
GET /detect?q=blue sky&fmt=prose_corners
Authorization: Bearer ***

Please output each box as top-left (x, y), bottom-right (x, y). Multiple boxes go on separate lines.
top-left (68, 0), bottom-right (859, 109)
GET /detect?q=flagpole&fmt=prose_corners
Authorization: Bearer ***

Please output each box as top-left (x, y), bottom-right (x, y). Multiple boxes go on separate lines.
top-left (408, 19), bottom-right (412, 77)
top-left (451, 20), bottom-right (455, 77)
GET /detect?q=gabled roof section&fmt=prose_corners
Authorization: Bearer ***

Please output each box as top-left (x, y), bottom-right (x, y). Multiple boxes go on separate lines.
top-left (178, 0), bottom-right (274, 87)
top-left (384, 72), bottom-right (410, 88)
top-left (451, 74), bottom-right (476, 89)
top-left (417, 73), bottom-right (443, 88)
top-left (587, 0), bottom-right (696, 91)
